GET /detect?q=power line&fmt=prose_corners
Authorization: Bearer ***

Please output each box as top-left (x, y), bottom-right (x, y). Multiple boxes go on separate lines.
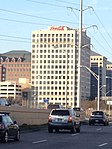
top-left (0, 17), bottom-right (52, 26)
top-left (26, 0), bottom-right (66, 8)
top-left (55, 0), bottom-right (80, 6)
top-left (0, 8), bottom-right (76, 25)
top-left (0, 34), bottom-right (31, 40)
top-left (93, 10), bottom-right (112, 43)
top-left (0, 38), bottom-right (31, 43)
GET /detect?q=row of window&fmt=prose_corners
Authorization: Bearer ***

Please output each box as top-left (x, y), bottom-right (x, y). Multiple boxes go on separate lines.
top-left (32, 44), bottom-right (75, 48)
top-left (32, 65), bottom-right (73, 69)
top-left (32, 54), bottom-right (73, 59)
top-left (32, 49), bottom-right (74, 54)
top-left (32, 71), bottom-right (73, 75)
top-left (32, 76), bottom-right (73, 79)
top-left (7, 69), bottom-right (31, 72)
top-left (32, 60), bottom-right (74, 64)
top-left (32, 33), bottom-right (74, 38)
top-left (37, 92), bottom-right (73, 96)
top-left (4, 64), bottom-right (31, 67)
top-left (32, 38), bottom-right (74, 43)
top-left (33, 86), bottom-right (73, 90)
top-left (32, 81), bottom-right (73, 85)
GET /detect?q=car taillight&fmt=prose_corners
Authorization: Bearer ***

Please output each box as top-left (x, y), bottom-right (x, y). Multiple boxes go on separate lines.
top-left (68, 116), bottom-right (72, 122)
top-left (0, 124), bottom-right (5, 129)
top-left (48, 116), bottom-right (52, 122)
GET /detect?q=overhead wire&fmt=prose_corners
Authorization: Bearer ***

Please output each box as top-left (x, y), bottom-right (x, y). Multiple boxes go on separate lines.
top-left (0, 17), bottom-right (51, 26)
top-left (0, 8), bottom-right (77, 25)
top-left (0, 0), bottom-right (112, 58)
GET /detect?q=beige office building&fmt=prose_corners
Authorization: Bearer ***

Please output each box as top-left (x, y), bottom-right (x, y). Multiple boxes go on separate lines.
top-left (31, 26), bottom-right (91, 108)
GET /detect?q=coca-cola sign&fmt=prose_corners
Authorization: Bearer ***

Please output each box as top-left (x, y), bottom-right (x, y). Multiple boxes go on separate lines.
top-left (50, 26), bottom-right (65, 31)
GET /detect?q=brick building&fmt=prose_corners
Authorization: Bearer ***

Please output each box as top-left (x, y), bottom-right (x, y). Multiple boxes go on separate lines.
top-left (0, 50), bottom-right (31, 83)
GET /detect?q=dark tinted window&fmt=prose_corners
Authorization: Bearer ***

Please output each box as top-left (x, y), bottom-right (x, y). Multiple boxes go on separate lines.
top-left (92, 111), bottom-right (103, 115)
top-left (0, 116), bottom-right (2, 123)
top-left (92, 111), bottom-right (104, 118)
top-left (51, 110), bottom-right (70, 116)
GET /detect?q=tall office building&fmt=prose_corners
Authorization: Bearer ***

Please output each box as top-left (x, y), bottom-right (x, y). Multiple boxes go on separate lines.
top-left (90, 51), bottom-right (107, 99)
top-left (106, 62), bottom-right (112, 96)
top-left (31, 26), bottom-right (91, 108)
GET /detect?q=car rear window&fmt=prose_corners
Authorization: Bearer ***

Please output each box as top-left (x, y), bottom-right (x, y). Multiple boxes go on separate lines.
top-left (92, 111), bottom-right (103, 115)
top-left (51, 110), bottom-right (70, 116)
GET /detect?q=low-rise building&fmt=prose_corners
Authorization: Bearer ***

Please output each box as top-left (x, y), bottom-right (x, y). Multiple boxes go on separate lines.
top-left (0, 81), bottom-right (22, 104)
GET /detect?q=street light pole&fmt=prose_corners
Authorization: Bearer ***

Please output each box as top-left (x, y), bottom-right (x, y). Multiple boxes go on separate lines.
top-left (97, 75), bottom-right (100, 111)
top-left (77, 0), bottom-right (83, 108)
top-left (80, 65), bottom-right (100, 110)
top-left (63, 50), bottom-right (68, 108)
top-left (65, 52), bottom-right (68, 108)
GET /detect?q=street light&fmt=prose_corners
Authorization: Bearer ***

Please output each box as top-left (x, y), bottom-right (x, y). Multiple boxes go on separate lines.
top-left (79, 65), bottom-right (100, 110)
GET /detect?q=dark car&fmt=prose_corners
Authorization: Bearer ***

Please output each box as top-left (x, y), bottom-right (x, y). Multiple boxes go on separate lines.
top-left (47, 104), bottom-right (63, 109)
top-left (89, 110), bottom-right (109, 126)
top-left (0, 112), bottom-right (20, 143)
top-left (48, 109), bottom-right (81, 133)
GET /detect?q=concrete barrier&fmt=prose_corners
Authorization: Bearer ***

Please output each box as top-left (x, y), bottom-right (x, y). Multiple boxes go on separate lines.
top-left (0, 105), bottom-right (51, 126)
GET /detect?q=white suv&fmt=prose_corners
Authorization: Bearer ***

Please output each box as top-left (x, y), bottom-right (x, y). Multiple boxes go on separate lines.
top-left (48, 109), bottom-right (81, 133)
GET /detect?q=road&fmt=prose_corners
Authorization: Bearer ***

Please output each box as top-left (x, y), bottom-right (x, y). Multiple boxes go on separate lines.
top-left (1, 123), bottom-right (112, 149)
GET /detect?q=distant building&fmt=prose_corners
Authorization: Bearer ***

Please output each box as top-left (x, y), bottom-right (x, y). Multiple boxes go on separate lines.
top-left (0, 81), bottom-right (22, 101)
top-left (0, 50), bottom-right (31, 83)
top-left (90, 51), bottom-right (107, 99)
top-left (31, 26), bottom-right (91, 108)
top-left (106, 62), bottom-right (112, 96)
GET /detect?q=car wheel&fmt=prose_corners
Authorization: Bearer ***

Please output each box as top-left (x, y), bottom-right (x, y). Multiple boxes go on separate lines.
top-left (15, 130), bottom-right (20, 141)
top-left (1, 131), bottom-right (8, 143)
top-left (55, 129), bottom-right (59, 133)
top-left (71, 126), bottom-right (75, 133)
top-left (76, 127), bottom-right (80, 133)
top-left (48, 126), bottom-right (53, 133)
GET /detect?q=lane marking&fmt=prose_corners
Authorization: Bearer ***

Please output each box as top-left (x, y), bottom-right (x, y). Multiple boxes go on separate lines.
top-left (71, 133), bottom-right (79, 136)
top-left (96, 128), bottom-right (102, 131)
top-left (32, 139), bottom-right (47, 144)
top-left (98, 143), bottom-right (108, 147)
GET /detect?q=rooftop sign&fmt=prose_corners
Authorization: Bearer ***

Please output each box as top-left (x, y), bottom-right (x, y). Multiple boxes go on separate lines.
top-left (50, 26), bottom-right (65, 31)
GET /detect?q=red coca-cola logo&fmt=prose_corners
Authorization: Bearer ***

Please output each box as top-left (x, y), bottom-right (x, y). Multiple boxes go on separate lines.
top-left (50, 26), bottom-right (65, 31)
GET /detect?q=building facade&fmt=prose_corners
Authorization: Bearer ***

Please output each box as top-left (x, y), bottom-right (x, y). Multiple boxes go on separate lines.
top-left (90, 51), bottom-right (107, 99)
top-left (0, 50), bottom-right (31, 83)
top-left (0, 81), bottom-right (22, 101)
top-left (31, 26), bottom-right (91, 108)
top-left (106, 63), bottom-right (112, 96)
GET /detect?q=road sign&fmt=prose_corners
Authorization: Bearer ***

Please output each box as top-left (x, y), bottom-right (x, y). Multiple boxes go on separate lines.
top-left (43, 98), bottom-right (49, 103)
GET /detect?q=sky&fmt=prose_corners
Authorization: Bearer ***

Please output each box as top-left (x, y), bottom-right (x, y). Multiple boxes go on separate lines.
top-left (1, 0), bottom-right (112, 62)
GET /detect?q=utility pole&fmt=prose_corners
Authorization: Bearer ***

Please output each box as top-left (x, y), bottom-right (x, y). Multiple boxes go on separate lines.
top-left (77, 0), bottom-right (83, 108)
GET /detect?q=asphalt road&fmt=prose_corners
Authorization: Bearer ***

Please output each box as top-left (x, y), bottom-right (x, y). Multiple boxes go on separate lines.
top-left (1, 123), bottom-right (112, 149)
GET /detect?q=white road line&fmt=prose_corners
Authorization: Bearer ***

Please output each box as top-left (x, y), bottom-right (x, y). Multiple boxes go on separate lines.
top-left (71, 133), bottom-right (79, 136)
top-left (96, 128), bottom-right (102, 131)
top-left (32, 139), bottom-right (47, 144)
top-left (98, 143), bottom-right (108, 147)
